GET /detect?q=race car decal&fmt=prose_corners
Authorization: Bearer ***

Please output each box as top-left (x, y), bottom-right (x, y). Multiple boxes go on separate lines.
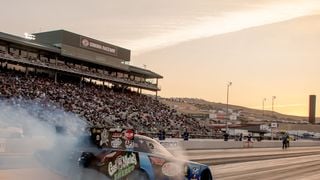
top-left (111, 138), bottom-right (122, 148)
top-left (107, 152), bottom-right (139, 180)
top-left (124, 129), bottom-right (134, 140)
top-left (100, 128), bottom-right (109, 146)
top-left (191, 167), bottom-right (200, 179)
top-left (161, 162), bottom-right (181, 177)
top-left (149, 156), bottom-right (166, 166)
top-left (89, 128), bottom-right (135, 150)
top-left (108, 129), bottom-right (135, 150)
top-left (90, 128), bottom-right (102, 147)
top-left (84, 150), bottom-right (140, 180)
top-left (125, 139), bottom-right (134, 149)
top-left (159, 141), bottom-right (178, 148)
top-left (187, 165), bottom-right (201, 180)
top-left (148, 156), bottom-right (186, 179)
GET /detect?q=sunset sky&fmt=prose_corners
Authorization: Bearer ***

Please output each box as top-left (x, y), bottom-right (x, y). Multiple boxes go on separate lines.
top-left (1, 0), bottom-right (320, 117)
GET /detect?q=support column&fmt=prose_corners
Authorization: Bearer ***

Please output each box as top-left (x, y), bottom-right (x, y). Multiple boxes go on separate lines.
top-left (25, 66), bottom-right (29, 77)
top-left (81, 77), bottom-right (85, 88)
top-left (156, 78), bottom-right (159, 100)
top-left (54, 72), bottom-right (58, 83)
top-left (79, 77), bottom-right (82, 88)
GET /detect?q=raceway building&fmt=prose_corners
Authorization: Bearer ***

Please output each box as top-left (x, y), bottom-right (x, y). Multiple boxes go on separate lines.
top-left (0, 30), bottom-right (162, 95)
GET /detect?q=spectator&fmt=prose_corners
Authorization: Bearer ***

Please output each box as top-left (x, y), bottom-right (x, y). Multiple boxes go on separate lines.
top-left (239, 133), bottom-right (243, 141)
top-left (247, 133), bottom-right (252, 142)
top-left (183, 129), bottom-right (189, 141)
top-left (282, 133), bottom-right (289, 150)
top-left (223, 132), bottom-right (229, 141)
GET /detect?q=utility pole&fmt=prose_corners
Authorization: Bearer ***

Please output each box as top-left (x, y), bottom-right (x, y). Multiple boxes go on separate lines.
top-left (272, 96), bottom-right (276, 116)
top-left (226, 81), bottom-right (232, 132)
top-left (262, 98), bottom-right (267, 118)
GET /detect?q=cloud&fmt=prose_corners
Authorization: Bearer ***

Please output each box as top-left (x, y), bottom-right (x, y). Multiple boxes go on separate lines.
top-left (128, 0), bottom-right (320, 55)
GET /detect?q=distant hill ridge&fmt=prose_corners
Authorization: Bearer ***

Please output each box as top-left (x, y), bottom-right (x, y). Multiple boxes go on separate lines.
top-left (161, 97), bottom-right (313, 122)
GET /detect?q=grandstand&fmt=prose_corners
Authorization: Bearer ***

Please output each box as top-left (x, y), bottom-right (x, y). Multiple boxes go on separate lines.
top-left (0, 30), bottom-right (211, 137)
top-left (0, 30), bottom-right (162, 94)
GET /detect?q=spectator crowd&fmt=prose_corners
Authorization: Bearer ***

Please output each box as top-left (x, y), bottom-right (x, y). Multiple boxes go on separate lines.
top-left (0, 50), bottom-right (157, 90)
top-left (0, 69), bottom-right (211, 137)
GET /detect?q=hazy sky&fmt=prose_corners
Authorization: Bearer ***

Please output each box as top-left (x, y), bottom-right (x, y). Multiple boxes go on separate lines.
top-left (1, 0), bottom-right (320, 116)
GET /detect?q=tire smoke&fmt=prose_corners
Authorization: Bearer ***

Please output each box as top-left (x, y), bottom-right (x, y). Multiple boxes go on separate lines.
top-left (0, 98), bottom-right (88, 180)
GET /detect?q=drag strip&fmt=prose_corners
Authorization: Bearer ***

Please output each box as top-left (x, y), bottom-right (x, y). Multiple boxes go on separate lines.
top-left (180, 147), bottom-right (320, 165)
top-left (192, 151), bottom-right (320, 165)
top-left (211, 154), bottom-right (320, 180)
top-left (2, 147), bottom-right (320, 170)
top-left (0, 154), bottom-right (40, 169)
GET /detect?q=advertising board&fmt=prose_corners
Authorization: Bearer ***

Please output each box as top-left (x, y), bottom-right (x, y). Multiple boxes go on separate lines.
top-left (80, 36), bottom-right (118, 56)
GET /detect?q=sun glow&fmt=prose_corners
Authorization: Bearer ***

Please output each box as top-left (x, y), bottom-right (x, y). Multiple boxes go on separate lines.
top-left (128, 0), bottom-right (320, 54)
top-left (251, 104), bottom-right (309, 117)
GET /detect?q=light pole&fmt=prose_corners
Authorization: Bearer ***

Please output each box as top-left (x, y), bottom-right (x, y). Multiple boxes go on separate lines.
top-left (226, 81), bottom-right (232, 132)
top-left (271, 96), bottom-right (276, 140)
top-left (272, 96), bottom-right (276, 116)
top-left (262, 98), bottom-right (267, 118)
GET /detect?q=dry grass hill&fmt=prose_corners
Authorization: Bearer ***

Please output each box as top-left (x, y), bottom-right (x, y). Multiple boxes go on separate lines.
top-left (160, 97), bottom-right (320, 133)
top-left (160, 97), bottom-right (314, 123)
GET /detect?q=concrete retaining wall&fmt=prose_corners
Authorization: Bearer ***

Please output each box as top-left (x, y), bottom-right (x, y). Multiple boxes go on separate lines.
top-left (0, 137), bottom-right (50, 153)
top-left (159, 139), bottom-right (320, 150)
top-left (1, 138), bottom-right (320, 153)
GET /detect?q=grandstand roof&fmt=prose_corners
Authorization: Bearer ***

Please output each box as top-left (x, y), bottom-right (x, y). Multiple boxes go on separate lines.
top-left (34, 30), bottom-right (130, 61)
top-left (0, 31), bottom-right (163, 79)
top-left (0, 32), bottom-right (60, 53)
top-left (129, 66), bottom-right (163, 78)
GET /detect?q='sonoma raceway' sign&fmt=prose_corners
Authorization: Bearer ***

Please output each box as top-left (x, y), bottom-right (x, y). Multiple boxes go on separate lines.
top-left (80, 37), bottom-right (117, 56)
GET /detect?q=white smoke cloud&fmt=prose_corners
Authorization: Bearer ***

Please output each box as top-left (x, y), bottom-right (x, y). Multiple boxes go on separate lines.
top-left (0, 99), bottom-right (88, 180)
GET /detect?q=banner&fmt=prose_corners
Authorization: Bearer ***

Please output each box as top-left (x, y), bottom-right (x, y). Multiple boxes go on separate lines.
top-left (80, 36), bottom-right (118, 56)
